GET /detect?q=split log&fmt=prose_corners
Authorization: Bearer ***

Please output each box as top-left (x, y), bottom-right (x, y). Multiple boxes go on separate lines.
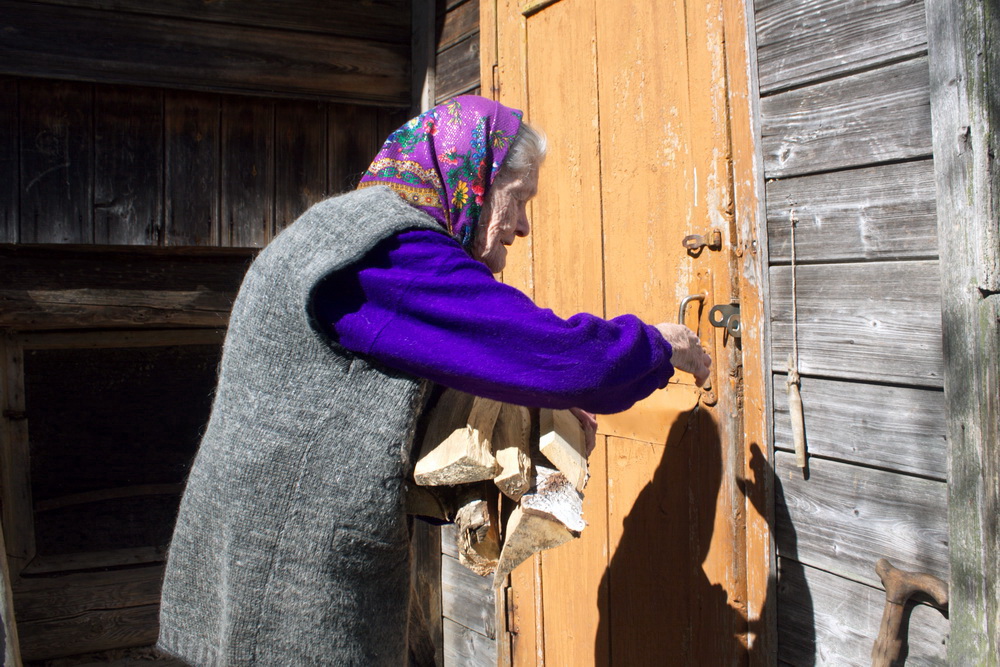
top-left (414, 390), bottom-right (502, 486)
top-left (454, 485), bottom-right (501, 577)
top-left (491, 403), bottom-right (533, 501)
top-left (538, 409), bottom-right (589, 491)
top-left (492, 464), bottom-right (586, 587)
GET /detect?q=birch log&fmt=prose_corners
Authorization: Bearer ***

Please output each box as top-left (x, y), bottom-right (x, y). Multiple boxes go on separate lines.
top-left (491, 403), bottom-right (532, 500)
top-left (414, 390), bottom-right (502, 486)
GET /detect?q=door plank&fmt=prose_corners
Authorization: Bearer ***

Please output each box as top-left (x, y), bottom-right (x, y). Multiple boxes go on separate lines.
top-left (275, 101), bottom-right (328, 234)
top-left (0, 77), bottom-right (17, 243)
top-left (164, 92), bottom-right (219, 246)
top-left (761, 57), bottom-right (932, 178)
top-left (94, 86), bottom-right (163, 245)
top-left (766, 160), bottom-right (939, 263)
top-left (775, 451), bottom-right (949, 587)
top-left (221, 97), bottom-right (274, 248)
top-left (772, 374), bottom-right (947, 479)
top-left (777, 559), bottom-right (948, 666)
top-left (769, 260), bottom-right (943, 387)
top-left (755, 0), bottom-right (927, 94)
top-left (19, 80), bottom-right (93, 244)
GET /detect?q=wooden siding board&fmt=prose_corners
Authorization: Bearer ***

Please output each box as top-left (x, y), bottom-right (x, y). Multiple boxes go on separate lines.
top-left (220, 97), bottom-right (274, 248)
top-left (0, 78), bottom-right (17, 243)
top-left (94, 86), bottom-right (163, 245)
top-left (772, 374), bottom-right (947, 479)
top-left (760, 57), bottom-right (932, 178)
top-left (439, 0), bottom-right (480, 50)
top-left (766, 160), bottom-right (939, 263)
top-left (769, 260), bottom-right (943, 387)
top-left (441, 553), bottom-right (495, 639)
top-left (274, 101), bottom-right (328, 234)
top-left (774, 451), bottom-right (949, 588)
top-left (777, 560), bottom-right (948, 665)
top-left (328, 104), bottom-right (381, 195)
top-left (164, 92), bottom-right (219, 247)
top-left (19, 79), bottom-right (93, 244)
top-left (754, 0), bottom-right (928, 94)
top-left (0, 1), bottom-right (409, 104)
top-left (443, 617), bottom-right (497, 667)
top-left (13, 565), bottom-right (163, 622)
top-left (435, 32), bottom-right (481, 103)
top-left (17, 603), bottom-right (160, 661)
top-left (23, 0), bottom-right (411, 44)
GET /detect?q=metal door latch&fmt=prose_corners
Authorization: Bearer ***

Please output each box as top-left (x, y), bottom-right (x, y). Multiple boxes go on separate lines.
top-left (708, 303), bottom-right (741, 338)
top-left (682, 229), bottom-right (722, 252)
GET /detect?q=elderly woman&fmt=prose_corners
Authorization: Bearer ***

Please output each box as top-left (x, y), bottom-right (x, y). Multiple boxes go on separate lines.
top-left (158, 96), bottom-right (710, 665)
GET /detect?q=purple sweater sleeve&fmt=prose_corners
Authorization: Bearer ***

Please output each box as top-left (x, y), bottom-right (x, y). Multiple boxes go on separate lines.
top-left (313, 229), bottom-right (674, 414)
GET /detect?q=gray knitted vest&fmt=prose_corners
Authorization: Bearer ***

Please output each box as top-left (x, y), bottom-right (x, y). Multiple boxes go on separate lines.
top-left (158, 187), bottom-right (445, 665)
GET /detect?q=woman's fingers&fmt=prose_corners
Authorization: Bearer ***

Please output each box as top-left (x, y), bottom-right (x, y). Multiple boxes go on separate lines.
top-left (654, 322), bottom-right (712, 386)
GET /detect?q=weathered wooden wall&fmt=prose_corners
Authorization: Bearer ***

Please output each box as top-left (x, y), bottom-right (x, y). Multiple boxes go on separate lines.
top-left (0, 2), bottom-right (415, 660)
top-left (435, 0), bottom-right (481, 104)
top-left (753, 0), bottom-right (949, 662)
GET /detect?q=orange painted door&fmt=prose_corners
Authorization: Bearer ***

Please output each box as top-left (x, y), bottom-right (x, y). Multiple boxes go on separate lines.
top-left (482, 0), bottom-right (766, 664)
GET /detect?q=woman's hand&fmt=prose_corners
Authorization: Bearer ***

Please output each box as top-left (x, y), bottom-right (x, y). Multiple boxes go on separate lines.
top-left (569, 407), bottom-right (598, 456)
top-left (655, 323), bottom-right (712, 387)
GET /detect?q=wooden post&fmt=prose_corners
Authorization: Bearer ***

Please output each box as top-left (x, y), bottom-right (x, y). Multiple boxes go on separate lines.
top-left (926, 0), bottom-right (1000, 662)
top-left (411, 0), bottom-right (436, 115)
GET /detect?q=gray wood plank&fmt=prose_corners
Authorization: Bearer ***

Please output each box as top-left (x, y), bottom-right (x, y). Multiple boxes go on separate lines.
top-left (775, 451), bottom-right (949, 588)
top-left (772, 374), bottom-right (947, 479)
top-left (0, 77), bottom-right (17, 243)
top-left (441, 522), bottom-right (459, 559)
top-left (777, 559), bottom-right (948, 666)
top-left (164, 92), bottom-right (219, 247)
top-left (411, 519), bottom-right (444, 667)
top-left (755, 0), bottom-right (927, 94)
top-left (761, 57), bottom-right (932, 178)
top-left (274, 101), bottom-right (328, 234)
top-left (443, 617), bottom-right (497, 667)
top-left (17, 603), bottom-right (160, 661)
top-left (328, 104), bottom-right (381, 195)
top-left (766, 160), bottom-right (939, 263)
top-left (439, 0), bottom-right (480, 51)
top-left (769, 260), bottom-right (943, 387)
top-left (94, 86), bottom-right (163, 245)
top-left (25, 0), bottom-right (410, 44)
top-left (19, 79), bottom-right (93, 243)
top-left (442, 553), bottom-right (495, 639)
top-left (220, 97), bottom-right (274, 248)
top-left (926, 0), bottom-right (1000, 660)
top-left (435, 33), bottom-right (480, 103)
top-left (0, 2), bottom-right (409, 104)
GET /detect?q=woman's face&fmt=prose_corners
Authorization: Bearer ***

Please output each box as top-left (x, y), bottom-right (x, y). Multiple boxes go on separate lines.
top-left (474, 167), bottom-right (539, 273)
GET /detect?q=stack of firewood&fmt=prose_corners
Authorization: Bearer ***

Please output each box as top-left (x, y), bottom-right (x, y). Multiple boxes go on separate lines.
top-left (406, 389), bottom-right (589, 587)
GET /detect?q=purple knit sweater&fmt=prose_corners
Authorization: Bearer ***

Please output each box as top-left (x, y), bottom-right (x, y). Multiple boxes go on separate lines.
top-left (313, 229), bottom-right (673, 414)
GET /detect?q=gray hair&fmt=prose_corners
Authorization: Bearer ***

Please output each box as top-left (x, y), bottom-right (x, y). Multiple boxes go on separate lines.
top-left (502, 121), bottom-right (547, 175)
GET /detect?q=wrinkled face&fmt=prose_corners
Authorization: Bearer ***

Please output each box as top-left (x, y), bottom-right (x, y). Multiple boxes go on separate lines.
top-left (474, 167), bottom-right (539, 273)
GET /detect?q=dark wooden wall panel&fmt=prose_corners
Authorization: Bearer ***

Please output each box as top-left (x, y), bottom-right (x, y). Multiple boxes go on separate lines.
top-left (164, 92), bottom-right (220, 247)
top-left (221, 98), bottom-right (274, 248)
top-left (761, 57), bottom-right (932, 178)
top-left (19, 80), bottom-right (93, 244)
top-left (775, 452), bottom-right (949, 587)
top-left (777, 560), bottom-right (949, 665)
top-left (769, 261), bottom-right (943, 387)
top-left (275, 101), bottom-right (328, 233)
top-left (436, 34), bottom-right (481, 102)
top-left (755, 0), bottom-right (928, 94)
top-left (772, 375), bottom-right (947, 479)
top-left (766, 159), bottom-right (939, 263)
top-left (0, 77), bottom-right (18, 243)
top-left (94, 86), bottom-right (163, 245)
top-left (0, 1), bottom-right (410, 105)
top-left (27, 0), bottom-right (410, 43)
top-left (439, 0), bottom-right (480, 50)
top-left (328, 104), bottom-right (382, 195)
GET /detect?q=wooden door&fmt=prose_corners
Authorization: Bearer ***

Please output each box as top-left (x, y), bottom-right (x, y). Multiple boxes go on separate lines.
top-left (482, 0), bottom-right (768, 664)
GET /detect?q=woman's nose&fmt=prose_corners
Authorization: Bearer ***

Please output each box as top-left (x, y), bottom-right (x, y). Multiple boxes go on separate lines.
top-left (516, 212), bottom-right (531, 237)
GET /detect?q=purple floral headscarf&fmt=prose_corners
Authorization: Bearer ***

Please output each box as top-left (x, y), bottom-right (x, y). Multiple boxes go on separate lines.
top-left (357, 95), bottom-right (523, 248)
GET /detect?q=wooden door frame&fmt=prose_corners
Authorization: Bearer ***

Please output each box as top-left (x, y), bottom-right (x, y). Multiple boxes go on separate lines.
top-left (480, 0), bottom-right (775, 663)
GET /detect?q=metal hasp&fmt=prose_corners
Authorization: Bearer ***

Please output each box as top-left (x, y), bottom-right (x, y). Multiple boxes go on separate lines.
top-left (708, 303), bottom-right (741, 338)
top-left (681, 229), bottom-right (722, 252)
